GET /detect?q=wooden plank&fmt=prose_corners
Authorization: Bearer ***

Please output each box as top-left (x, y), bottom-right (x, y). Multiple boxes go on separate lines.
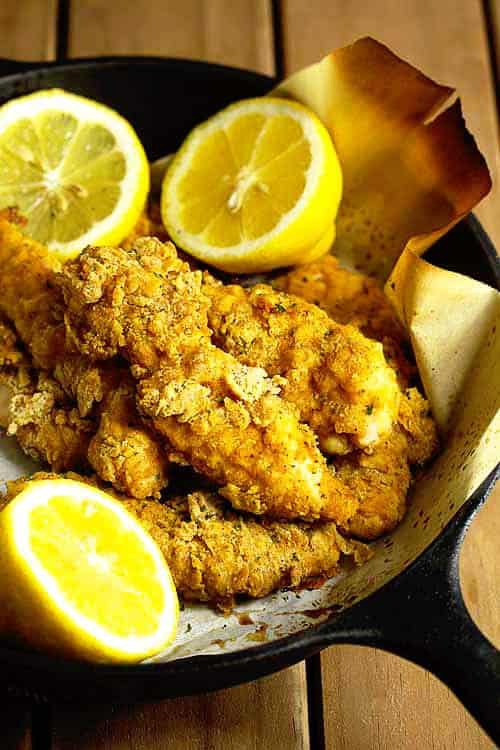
top-left (485, 0), bottom-right (500, 90)
top-left (68, 0), bottom-right (274, 75)
top-left (0, 3), bottom-right (57, 747)
top-left (281, 1), bottom-right (500, 748)
top-left (0, 0), bottom-right (56, 61)
top-left (49, 3), bottom-right (309, 749)
top-left (52, 669), bottom-right (309, 750)
top-left (320, 645), bottom-right (493, 749)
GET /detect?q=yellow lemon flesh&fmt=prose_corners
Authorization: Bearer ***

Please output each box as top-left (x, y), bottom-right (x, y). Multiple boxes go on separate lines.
top-left (0, 478), bottom-right (178, 663)
top-left (0, 89), bottom-right (149, 260)
top-left (161, 97), bottom-right (342, 273)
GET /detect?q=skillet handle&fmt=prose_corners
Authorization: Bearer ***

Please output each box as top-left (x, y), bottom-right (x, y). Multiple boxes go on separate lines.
top-left (328, 472), bottom-right (500, 745)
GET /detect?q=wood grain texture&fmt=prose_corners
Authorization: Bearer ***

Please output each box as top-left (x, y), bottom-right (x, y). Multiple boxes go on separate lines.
top-left (50, 3), bottom-right (309, 748)
top-left (281, 2), bottom-right (500, 747)
top-left (321, 645), bottom-right (492, 750)
top-left (485, 0), bottom-right (500, 83)
top-left (52, 669), bottom-right (309, 750)
top-left (0, 0), bottom-right (56, 61)
top-left (68, 0), bottom-right (274, 75)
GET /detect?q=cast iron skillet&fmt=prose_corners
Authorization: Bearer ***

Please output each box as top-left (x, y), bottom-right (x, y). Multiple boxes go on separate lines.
top-left (0, 57), bottom-right (499, 743)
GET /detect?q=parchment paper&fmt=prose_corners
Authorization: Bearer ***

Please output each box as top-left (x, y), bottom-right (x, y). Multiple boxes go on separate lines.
top-left (1, 38), bottom-right (498, 661)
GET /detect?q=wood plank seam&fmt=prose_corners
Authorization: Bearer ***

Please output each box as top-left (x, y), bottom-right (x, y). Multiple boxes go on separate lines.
top-left (56, 0), bottom-right (71, 61)
top-left (306, 654), bottom-right (326, 750)
top-left (31, 702), bottom-right (53, 750)
top-left (271, 0), bottom-right (285, 80)
top-left (482, 0), bottom-right (500, 127)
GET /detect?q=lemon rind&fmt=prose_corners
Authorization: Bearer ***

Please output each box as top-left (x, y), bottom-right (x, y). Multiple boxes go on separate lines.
top-left (0, 89), bottom-right (149, 259)
top-left (162, 97), bottom-right (342, 272)
top-left (3, 478), bottom-right (178, 659)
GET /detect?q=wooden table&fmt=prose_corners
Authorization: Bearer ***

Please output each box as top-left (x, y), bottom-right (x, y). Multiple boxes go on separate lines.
top-left (2, 1), bottom-right (499, 748)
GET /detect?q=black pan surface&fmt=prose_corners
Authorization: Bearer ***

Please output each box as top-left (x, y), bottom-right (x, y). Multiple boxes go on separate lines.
top-left (0, 56), bottom-right (499, 741)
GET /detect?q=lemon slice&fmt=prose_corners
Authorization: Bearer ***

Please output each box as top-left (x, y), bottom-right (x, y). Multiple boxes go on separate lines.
top-left (0, 478), bottom-right (178, 663)
top-left (161, 97), bottom-right (342, 273)
top-left (0, 89), bottom-right (149, 260)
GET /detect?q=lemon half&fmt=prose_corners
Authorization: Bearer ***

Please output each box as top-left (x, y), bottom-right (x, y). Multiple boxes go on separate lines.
top-left (0, 478), bottom-right (178, 663)
top-left (161, 97), bottom-right (342, 273)
top-left (0, 89), bottom-right (149, 260)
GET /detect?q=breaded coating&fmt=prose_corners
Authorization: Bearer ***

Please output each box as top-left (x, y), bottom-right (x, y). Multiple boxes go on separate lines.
top-left (125, 491), bottom-right (369, 610)
top-left (0, 209), bottom-right (64, 371)
top-left (0, 210), bottom-right (116, 409)
top-left (275, 255), bottom-right (414, 386)
top-left (0, 361), bottom-right (94, 473)
top-left (57, 238), bottom-right (360, 524)
top-left (336, 389), bottom-right (439, 540)
top-left (4, 473), bottom-right (370, 610)
top-left (0, 211), bottom-right (169, 497)
top-left (398, 387), bottom-right (439, 465)
top-left (0, 315), bottom-right (167, 495)
top-left (88, 382), bottom-right (169, 499)
top-left (205, 278), bottom-right (401, 454)
top-left (0, 315), bottom-right (29, 369)
top-left (271, 256), bottom-right (439, 538)
top-left (335, 429), bottom-right (411, 540)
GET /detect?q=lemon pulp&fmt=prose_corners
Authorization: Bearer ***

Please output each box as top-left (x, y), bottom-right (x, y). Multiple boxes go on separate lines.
top-left (0, 89), bottom-right (149, 259)
top-left (162, 97), bottom-right (342, 273)
top-left (0, 478), bottom-right (178, 662)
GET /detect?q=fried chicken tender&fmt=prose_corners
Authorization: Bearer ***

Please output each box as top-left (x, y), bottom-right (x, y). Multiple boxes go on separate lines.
top-left (205, 278), bottom-right (401, 454)
top-left (0, 211), bottom-right (169, 497)
top-left (335, 429), bottom-right (411, 540)
top-left (57, 238), bottom-right (360, 523)
top-left (398, 387), bottom-right (439, 466)
top-left (0, 320), bottom-right (94, 472)
top-left (4, 472), bottom-right (370, 611)
top-left (269, 255), bottom-right (440, 539)
top-left (335, 388), bottom-right (439, 540)
top-left (88, 382), bottom-right (169, 499)
top-left (275, 255), bottom-right (414, 386)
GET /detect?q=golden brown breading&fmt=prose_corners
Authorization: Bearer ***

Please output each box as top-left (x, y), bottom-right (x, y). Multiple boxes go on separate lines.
top-left (57, 238), bottom-right (360, 524)
top-left (0, 211), bottom-right (169, 497)
top-left (275, 255), bottom-right (414, 386)
top-left (125, 491), bottom-right (369, 610)
top-left (205, 278), bottom-right (401, 454)
top-left (335, 429), bottom-right (411, 540)
top-left (4, 473), bottom-right (370, 611)
top-left (88, 382), bottom-right (169, 499)
top-left (398, 387), bottom-right (439, 466)
top-left (0, 315), bottom-right (167, 493)
top-left (336, 388), bottom-right (439, 541)
top-left (0, 365), bottom-right (94, 473)
top-left (0, 315), bottom-right (29, 369)
top-left (271, 255), bottom-right (439, 538)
